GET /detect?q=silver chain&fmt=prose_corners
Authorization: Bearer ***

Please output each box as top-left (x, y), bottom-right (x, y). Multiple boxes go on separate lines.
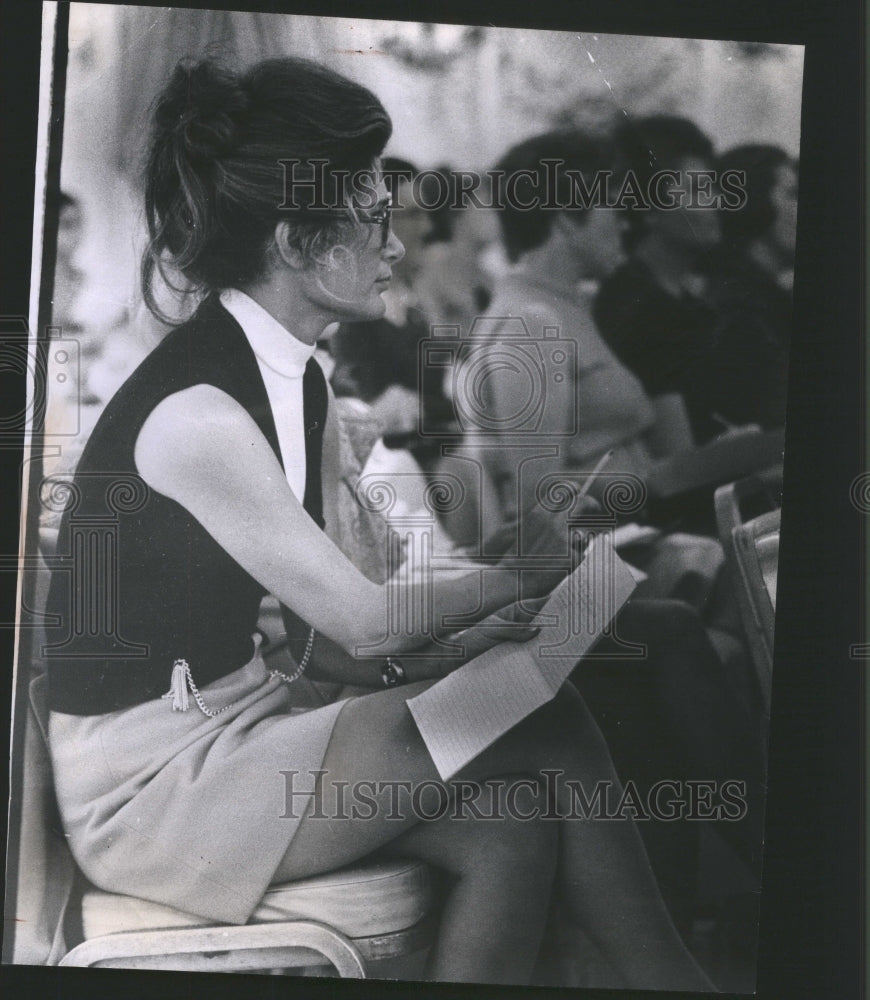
top-left (267, 626), bottom-right (316, 686)
top-left (166, 627), bottom-right (316, 719)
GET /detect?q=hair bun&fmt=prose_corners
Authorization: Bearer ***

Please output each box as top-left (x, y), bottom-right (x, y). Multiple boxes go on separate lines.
top-left (155, 59), bottom-right (248, 161)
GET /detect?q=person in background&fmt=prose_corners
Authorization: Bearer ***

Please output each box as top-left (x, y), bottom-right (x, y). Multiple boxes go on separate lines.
top-left (413, 165), bottom-right (496, 327)
top-left (461, 128), bottom-right (765, 938)
top-left (44, 193), bottom-right (87, 474)
top-left (701, 144), bottom-right (797, 430)
top-left (466, 130), bottom-right (667, 527)
top-left (593, 115), bottom-right (722, 443)
top-left (52, 192), bottom-right (85, 333)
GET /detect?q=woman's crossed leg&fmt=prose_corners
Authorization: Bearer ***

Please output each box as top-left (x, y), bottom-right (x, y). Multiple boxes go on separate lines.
top-left (275, 679), bottom-right (714, 990)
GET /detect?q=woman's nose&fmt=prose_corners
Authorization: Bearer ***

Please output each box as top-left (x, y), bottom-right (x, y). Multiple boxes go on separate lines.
top-left (384, 229), bottom-right (405, 263)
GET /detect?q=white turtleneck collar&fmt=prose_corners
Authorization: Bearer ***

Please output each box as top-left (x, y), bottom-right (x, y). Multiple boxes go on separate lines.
top-left (219, 288), bottom-right (318, 504)
top-left (220, 287), bottom-right (316, 375)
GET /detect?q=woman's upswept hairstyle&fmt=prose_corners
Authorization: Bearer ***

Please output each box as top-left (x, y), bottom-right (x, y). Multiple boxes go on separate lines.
top-left (142, 57), bottom-right (392, 322)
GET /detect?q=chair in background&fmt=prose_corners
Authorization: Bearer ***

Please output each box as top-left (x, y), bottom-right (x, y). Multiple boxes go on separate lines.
top-left (647, 427), bottom-right (784, 533)
top-left (714, 468), bottom-right (782, 720)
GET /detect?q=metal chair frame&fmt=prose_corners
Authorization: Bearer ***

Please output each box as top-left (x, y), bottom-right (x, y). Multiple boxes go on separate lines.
top-left (60, 912), bottom-right (435, 975)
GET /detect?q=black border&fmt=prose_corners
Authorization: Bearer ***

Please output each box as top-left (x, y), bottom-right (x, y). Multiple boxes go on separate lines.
top-left (0, 2), bottom-right (863, 999)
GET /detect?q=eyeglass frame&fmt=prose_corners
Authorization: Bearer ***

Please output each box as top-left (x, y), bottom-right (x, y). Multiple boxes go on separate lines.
top-left (290, 200), bottom-right (393, 250)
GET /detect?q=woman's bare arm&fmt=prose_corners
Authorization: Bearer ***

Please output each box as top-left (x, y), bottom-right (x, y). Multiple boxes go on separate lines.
top-left (134, 385), bottom-right (523, 656)
top-left (294, 607), bottom-right (541, 686)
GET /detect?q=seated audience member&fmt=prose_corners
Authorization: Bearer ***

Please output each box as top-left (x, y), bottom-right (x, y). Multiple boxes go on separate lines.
top-left (47, 57), bottom-right (723, 989)
top-left (466, 130), bottom-right (665, 525)
top-left (413, 166), bottom-right (496, 327)
top-left (464, 129), bottom-right (778, 537)
top-left (593, 116), bottom-right (722, 443)
top-left (458, 129), bottom-right (765, 931)
top-left (702, 144), bottom-right (797, 430)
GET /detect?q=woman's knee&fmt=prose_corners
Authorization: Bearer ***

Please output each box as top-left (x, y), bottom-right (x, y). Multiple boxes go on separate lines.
top-left (387, 774), bottom-right (557, 883)
top-left (444, 784), bottom-right (557, 879)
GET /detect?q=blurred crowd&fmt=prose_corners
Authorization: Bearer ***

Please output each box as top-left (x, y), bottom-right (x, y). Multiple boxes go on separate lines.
top-left (323, 117), bottom-right (795, 548)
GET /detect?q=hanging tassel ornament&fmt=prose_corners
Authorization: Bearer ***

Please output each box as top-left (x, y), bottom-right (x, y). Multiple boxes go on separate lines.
top-left (162, 659), bottom-right (190, 712)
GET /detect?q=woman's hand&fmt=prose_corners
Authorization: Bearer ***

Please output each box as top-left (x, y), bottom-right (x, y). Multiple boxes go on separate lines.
top-left (454, 600), bottom-right (544, 659)
top-left (401, 602), bottom-right (544, 682)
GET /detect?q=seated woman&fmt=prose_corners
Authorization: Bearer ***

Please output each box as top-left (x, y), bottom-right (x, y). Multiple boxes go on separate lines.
top-left (43, 57), bottom-right (713, 990)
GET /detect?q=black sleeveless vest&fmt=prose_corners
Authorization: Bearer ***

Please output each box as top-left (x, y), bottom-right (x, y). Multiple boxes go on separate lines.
top-left (45, 295), bottom-right (327, 715)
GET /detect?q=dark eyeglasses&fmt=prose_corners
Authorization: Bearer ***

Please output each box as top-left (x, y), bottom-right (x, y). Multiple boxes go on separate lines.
top-left (357, 202), bottom-right (392, 249)
top-left (293, 201), bottom-right (392, 250)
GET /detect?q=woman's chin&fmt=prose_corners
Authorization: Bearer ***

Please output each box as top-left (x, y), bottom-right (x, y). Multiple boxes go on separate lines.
top-left (359, 294), bottom-right (390, 320)
top-left (325, 296), bottom-right (386, 326)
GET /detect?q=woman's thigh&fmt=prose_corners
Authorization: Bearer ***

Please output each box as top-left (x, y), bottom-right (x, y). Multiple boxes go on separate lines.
top-left (274, 679), bottom-right (602, 882)
top-left (275, 679), bottom-right (453, 880)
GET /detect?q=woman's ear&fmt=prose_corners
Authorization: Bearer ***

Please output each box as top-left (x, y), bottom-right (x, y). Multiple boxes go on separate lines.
top-left (274, 221), bottom-right (305, 269)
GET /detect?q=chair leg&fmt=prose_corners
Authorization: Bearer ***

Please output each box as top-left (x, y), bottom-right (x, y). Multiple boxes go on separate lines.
top-left (59, 920), bottom-right (368, 977)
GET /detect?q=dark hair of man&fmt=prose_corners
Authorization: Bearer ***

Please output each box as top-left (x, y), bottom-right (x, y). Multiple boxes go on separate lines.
top-left (611, 115), bottom-right (714, 248)
top-left (142, 57), bottom-right (392, 322)
top-left (493, 130), bottom-right (616, 263)
top-left (614, 114), bottom-right (715, 190)
top-left (715, 143), bottom-right (794, 248)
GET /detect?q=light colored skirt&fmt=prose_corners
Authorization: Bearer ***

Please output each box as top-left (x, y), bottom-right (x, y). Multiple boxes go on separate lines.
top-left (48, 637), bottom-right (349, 925)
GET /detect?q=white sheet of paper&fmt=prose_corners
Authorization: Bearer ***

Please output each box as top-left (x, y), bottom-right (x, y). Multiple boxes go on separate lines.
top-left (407, 533), bottom-right (637, 779)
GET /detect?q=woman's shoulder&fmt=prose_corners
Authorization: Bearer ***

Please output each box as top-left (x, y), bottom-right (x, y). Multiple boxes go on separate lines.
top-left (76, 298), bottom-right (261, 471)
top-left (134, 381), bottom-right (250, 452)
top-left (134, 382), bottom-right (274, 501)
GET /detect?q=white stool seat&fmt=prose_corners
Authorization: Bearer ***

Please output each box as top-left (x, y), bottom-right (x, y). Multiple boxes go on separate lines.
top-left (81, 859), bottom-right (432, 940)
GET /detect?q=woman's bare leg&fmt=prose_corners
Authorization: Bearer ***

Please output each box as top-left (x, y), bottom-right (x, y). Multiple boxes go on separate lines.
top-left (465, 683), bottom-right (714, 991)
top-left (275, 683), bottom-right (557, 984)
top-left (275, 680), bottom-right (713, 990)
top-left (379, 776), bottom-right (558, 983)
